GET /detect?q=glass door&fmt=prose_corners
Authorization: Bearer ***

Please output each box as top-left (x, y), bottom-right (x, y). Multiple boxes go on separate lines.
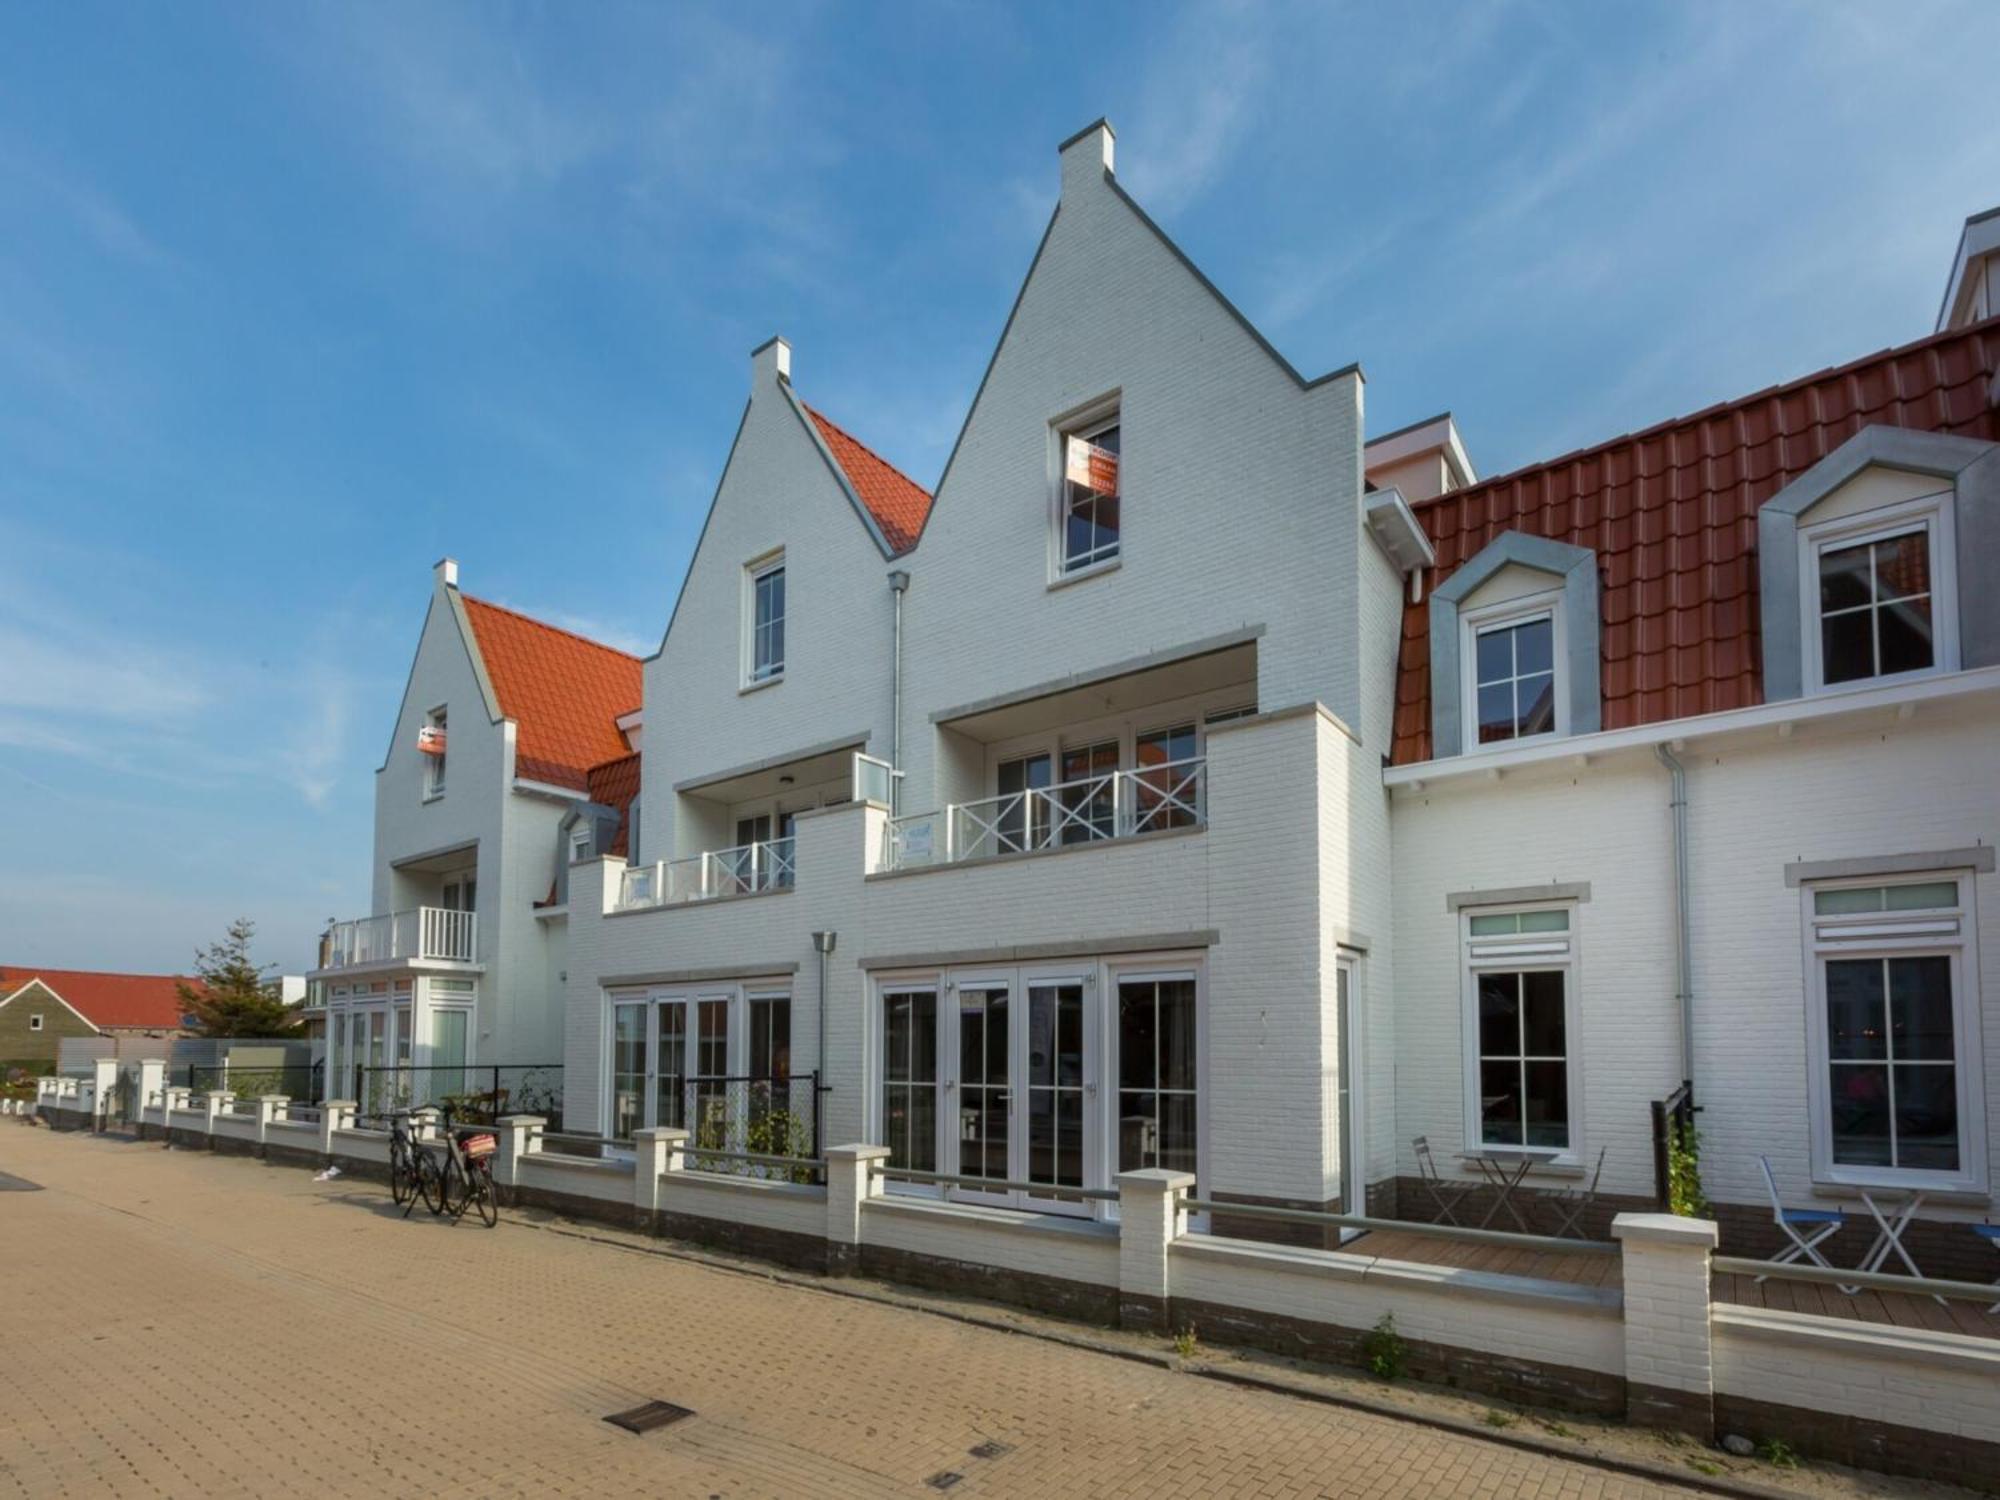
top-left (947, 975), bottom-right (1013, 1205)
top-left (1335, 958), bottom-right (1364, 1235)
top-left (1022, 977), bottom-right (1092, 1214)
top-left (610, 1001), bottom-right (648, 1140)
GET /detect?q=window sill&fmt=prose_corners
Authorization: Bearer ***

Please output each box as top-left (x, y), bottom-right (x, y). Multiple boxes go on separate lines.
top-left (423, 791), bottom-right (445, 804)
top-left (1803, 663), bottom-right (1951, 700)
top-left (1048, 557), bottom-right (1120, 592)
top-left (739, 674), bottom-right (784, 697)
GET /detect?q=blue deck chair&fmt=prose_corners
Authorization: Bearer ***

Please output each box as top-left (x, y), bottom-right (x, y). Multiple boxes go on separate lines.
top-left (1972, 1223), bottom-right (2000, 1314)
top-left (1756, 1156), bottom-right (1847, 1288)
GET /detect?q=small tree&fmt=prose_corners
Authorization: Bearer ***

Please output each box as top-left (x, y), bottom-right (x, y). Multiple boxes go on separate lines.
top-left (179, 919), bottom-right (298, 1038)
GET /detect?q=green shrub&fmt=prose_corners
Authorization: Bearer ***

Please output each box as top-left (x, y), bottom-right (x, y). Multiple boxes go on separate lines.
top-left (1668, 1117), bottom-right (1710, 1219)
top-left (1361, 1313), bottom-right (1407, 1380)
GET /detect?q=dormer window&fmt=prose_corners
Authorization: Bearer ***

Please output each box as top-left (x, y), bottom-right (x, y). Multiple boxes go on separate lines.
top-left (1803, 501), bottom-right (1951, 691)
top-left (1056, 403), bottom-right (1120, 577)
top-left (1468, 601), bottom-right (1559, 745)
top-left (744, 551), bottom-right (786, 687)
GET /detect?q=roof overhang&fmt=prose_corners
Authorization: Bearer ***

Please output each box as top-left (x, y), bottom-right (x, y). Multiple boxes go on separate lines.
top-left (1363, 486), bottom-right (1436, 576)
top-left (1364, 412), bottom-right (1477, 491)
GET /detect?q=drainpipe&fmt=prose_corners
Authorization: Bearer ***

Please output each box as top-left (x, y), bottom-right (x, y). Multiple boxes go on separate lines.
top-left (809, 931), bottom-right (837, 1083)
top-left (888, 569), bottom-right (910, 815)
top-left (1653, 743), bottom-right (1694, 1088)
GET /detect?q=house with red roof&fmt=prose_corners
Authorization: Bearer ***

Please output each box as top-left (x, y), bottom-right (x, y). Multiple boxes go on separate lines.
top-left (550, 122), bottom-right (2000, 1305)
top-left (0, 967), bottom-right (195, 1066)
top-left (308, 559), bottom-right (644, 1110)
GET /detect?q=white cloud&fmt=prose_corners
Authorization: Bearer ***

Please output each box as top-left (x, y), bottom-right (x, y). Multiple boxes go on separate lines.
top-left (1122, 3), bottom-right (1273, 219)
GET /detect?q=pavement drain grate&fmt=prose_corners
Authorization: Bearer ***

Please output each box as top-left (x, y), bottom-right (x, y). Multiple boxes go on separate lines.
top-left (0, 1173), bottom-right (42, 1192)
top-left (967, 1441), bottom-right (1012, 1460)
top-left (925, 1472), bottom-right (964, 1490)
top-left (603, 1400), bottom-right (696, 1435)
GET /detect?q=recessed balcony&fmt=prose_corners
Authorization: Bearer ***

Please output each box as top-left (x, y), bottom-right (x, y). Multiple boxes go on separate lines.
top-left (314, 908), bottom-right (478, 972)
top-left (886, 756), bottom-right (1205, 869)
top-left (615, 837), bottom-right (797, 912)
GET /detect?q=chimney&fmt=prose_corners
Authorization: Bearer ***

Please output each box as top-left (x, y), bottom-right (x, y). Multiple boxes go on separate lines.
top-left (1058, 117), bottom-right (1115, 199)
top-left (751, 334), bottom-right (792, 388)
top-left (435, 556), bottom-right (459, 590)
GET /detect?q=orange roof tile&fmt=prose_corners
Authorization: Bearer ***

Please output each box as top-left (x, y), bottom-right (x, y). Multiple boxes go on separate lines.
top-left (586, 751), bottom-right (643, 857)
top-left (1392, 316), bottom-right (2000, 764)
top-left (0, 967), bottom-right (194, 1031)
top-left (459, 596), bottom-right (644, 790)
top-left (805, 405), bottom-right (933, 555)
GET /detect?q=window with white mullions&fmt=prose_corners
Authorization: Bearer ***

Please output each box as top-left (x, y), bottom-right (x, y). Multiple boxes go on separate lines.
top-left (1133, 722), bottom-right (1198, 832)
top-left (748, 557), bottom-right (786, 683)
top-left (1058, 738), bottom-right (1119, 844)
top-left (1473, 613), bottom-right (1556, 744)
top-left (957, 984), bottom-right (1010, 1183)
top-left (881, 988), bottom-right (938, 1173)
top-left (1476, 970), bottom-right (1570, 1149)
top-left (1060, 416), bottom-right (1120, 573)
top-left (1816, 525), bottom-right (1933, 684)
top-left (1117, 976), bottom-right (1198, 1182)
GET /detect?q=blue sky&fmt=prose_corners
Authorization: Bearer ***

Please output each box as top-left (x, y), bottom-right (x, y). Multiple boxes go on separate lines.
top-left (3, 1), bottom-right (1997, 976)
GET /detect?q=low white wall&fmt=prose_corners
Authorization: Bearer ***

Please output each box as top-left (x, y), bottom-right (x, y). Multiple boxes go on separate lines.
top-left (266, 1121), bottom-right (319, 1145)
top-left (1713, 1305), bottom-right (2000, 1440)
top-left (516, 1153), bottom-right (633, 1205)
top-left (663, 1173), bottom-right (826, 1239)
top-left (1170, 1235), bottom-right (1625, 1377)
top-left (210, 1114), bottom-right (260, 1142)
top-left (330, 1129), bottom-right (390, 1166)
top-left (862, 1195), bottom-right (1121, 1286)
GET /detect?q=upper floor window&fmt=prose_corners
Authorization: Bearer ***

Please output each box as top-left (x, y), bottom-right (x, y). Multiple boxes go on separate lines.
top-left (569, 825), bottom-right (592, 865)
top-left (29, 1013), bottom-right (43, 1032)
top-left (1806, 508), bottom-right (1947, 689)
top-left (746, 553), bottom-right (786, 686)
top-left (1059, 410), bottom-right (1120, 576)
top-left (421, 706), bottom-right (447, 798)
top-left (1461, 593), bottom-right (1563, 747)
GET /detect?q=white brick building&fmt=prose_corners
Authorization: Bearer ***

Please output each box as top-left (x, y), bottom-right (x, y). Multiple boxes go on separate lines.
top-left (340, 126), bottom-right (2000, 1270)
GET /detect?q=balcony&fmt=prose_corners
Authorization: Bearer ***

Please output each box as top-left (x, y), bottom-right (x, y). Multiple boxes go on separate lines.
top-left (316, 908), bottom-right (477, 971)
top-left (886, 757), bottom-right (1204, 869)
top-left (616, 836), bottom-right (796, 913)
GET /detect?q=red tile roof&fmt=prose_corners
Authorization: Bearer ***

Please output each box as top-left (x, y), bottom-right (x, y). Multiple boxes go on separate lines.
top-left (459, 596), bottom-right (644, 790)
top-left (1392, 316), bottom-right (2000, 764)
top-left (586, 751), bottom-right (643, 857)
top-left (806, 405), bottom-right (934, 555)
top-left (0, 967), bottom-right (194, 1031)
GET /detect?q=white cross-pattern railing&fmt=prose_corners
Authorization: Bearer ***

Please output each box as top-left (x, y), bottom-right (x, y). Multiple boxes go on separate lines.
top-left (319, 907), bottom-right (477, 968)
top-left (887, 757), bottom-right (1204, 869)
top-left (616, 837), bottom-right (797, 912)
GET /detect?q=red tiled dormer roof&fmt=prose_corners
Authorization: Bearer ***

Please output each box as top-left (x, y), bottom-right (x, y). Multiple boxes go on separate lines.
top-left (805, 405), bottom-right (934, 555)
top-left (0, 967), bottom-right (194, 1031)
top-left (459, 596), bottom-right (644, 791)
top-left (1391, 316), bottom-right (2000, 764)
top-left (586, 750), bottom-right (642, 857)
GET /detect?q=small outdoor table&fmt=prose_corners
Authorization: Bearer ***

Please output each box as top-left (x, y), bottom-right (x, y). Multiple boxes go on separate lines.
top-left (1462, 1149), bottom-right (1538, 1232)
top-left (1855, 1189), bottom-right (1947, 1304)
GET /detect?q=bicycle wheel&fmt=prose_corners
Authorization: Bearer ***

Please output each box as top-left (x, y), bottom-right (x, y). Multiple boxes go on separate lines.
top-left (471, 1161), bottom-right (498, 1228)
top-left (441, 1155), bottom-right (471, 1219)
top-left (390, 1138), bottom-right (411, 1208)
top-left (413, 1147), bottom-right (446, 1217)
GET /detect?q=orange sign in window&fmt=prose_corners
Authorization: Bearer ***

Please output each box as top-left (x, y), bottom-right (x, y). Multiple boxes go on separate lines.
top-left (1065, 435), bottom-right (1118, 496)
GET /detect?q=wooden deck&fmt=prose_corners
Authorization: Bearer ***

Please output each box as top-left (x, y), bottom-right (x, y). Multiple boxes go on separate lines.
top-left (1346, 1228), bottom-right (2000, 1340)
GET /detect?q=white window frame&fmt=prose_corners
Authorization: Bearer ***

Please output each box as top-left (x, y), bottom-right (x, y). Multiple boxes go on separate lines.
top-left (742, 550), bottom-right (786, 689)
top-left (866, 951), bottom-right (1208, 1218)
top-left (29, 1013), bottom-right (43, 1032)
top-left (1050, 396), bottom-right (1122, 583)
top-left (1459, 589), bottom-right (1566, 749)
top-left (1798, 491), bottom-right (1958, 696)
top-left (423, 705), bottom-right (447, 800)
top-left (1459, 902), bottom-right (1582, 1165)
top-left (1800, 870), bottom-right (1986, 1192)
top-left (569, 825), bottom-right (593, 865)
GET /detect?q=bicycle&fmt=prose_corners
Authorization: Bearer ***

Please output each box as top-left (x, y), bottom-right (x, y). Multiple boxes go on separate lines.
top-left (383, 1110), bottom-right (430, 1219)
top-left (415, 1108), bottom-right (500, 1228)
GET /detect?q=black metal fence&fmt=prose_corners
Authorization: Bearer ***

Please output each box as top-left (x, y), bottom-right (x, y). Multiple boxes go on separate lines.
top-left (184, 1062), bottom-right (324, 1104)
top-left (1650, 1079), bottom-right (1696, 1209)
top-left (355, 1064), bottom-right (563, 1130)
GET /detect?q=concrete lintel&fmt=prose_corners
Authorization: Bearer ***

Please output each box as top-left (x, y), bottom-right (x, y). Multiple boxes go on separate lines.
top-left (599, 962), bottom-right (800, 987)
top-left (860, 930), bottom-right (1219, 972)
top-left (1783, 845), bottom-right (1995, 887)
top-left (1445, 882), bottom-right (1591, 912)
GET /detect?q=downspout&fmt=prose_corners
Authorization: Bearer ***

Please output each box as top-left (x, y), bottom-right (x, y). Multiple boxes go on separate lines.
top-left (888, 569), bottom-right (910, 815)
top-left (1653, 743), bottom-right (1694, 1087)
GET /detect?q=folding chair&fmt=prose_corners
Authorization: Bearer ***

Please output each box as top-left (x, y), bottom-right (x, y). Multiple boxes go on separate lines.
top-left (1755, 1155), bottom-right (1846, 1287)
top-left (1413, 1136), bottom-right (1472, 1225)
top-left (1972, 1223), bottom-right (2000, 1314)
top-left (1546, 1146), bottom-right (1606, 1240)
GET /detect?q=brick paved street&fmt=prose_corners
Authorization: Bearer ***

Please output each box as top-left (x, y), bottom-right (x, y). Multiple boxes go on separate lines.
top-left (0, 1127), bottom-right (1713, 1499)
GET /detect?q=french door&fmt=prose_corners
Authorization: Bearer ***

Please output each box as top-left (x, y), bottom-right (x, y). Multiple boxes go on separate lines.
top-left (941, 969), bottom-right (1096, 1216)
top-left (609, 992), bottom-right (733, 1141)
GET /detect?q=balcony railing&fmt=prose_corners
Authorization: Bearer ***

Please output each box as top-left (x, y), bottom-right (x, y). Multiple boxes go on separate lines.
top-left (319, 907), bottom-right (477, 969)
top-left (886, 756), bottom-right (1204, 869)
top-left (616, 836), bottom-right (796, 912)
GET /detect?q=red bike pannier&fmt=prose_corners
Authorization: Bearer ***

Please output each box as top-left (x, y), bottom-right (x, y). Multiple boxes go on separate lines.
top-left (460, 1132), bottom-right (498, 1160)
